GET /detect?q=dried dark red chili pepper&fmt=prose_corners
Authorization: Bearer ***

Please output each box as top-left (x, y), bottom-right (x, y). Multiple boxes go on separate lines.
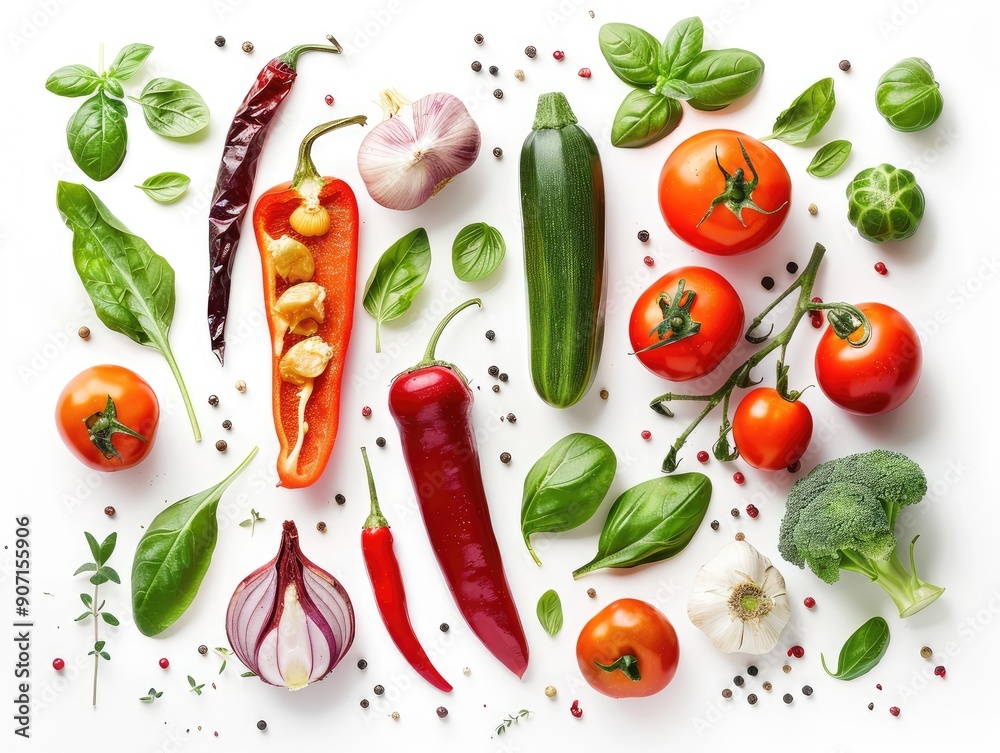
top-left (388, 299), bottom-right (529, 678)
top-left (207, 35), bottom-right (343, 365)
top-left (360, 447), bottom-right (452, 693)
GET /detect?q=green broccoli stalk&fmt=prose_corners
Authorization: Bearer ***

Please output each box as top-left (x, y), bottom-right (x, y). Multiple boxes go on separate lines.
top-left (778, 450), bottom-right (944, 618)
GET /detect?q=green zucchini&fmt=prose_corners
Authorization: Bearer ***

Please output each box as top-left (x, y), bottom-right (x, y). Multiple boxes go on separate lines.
top-left (519, 92), bottom-right (606, 408)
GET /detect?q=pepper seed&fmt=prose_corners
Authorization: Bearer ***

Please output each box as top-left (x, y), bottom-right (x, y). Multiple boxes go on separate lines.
top-left (493, 89), bottom-right (503, 99)
top-left (492, 385), bottom-right (500, 393)
top-left (761, 276), bottom-right (775, 291)
top-left (214, 36), bottom-right (226, 47)
top-left (471, 61), bottom-right (482, 72)
top-left (256, 720), bottom-right (267, 730)
top-left (920, 646), bottom-right (933, 659)
top-left (808, 203), bottom-right (818, 215)
top-left (802, 685), bottom-right (814, 696)
top-left (545, 686), bottom-right (557, 697)
top-left (730, 508), bottom-right (740, 518)
top-left (733, 675), bottom-right (744, 687)
top-left (868, 702), bottom-right (875, 710)
top-left (241, 41), bottom-right (254, 53)
top-left (463, 667), bottom-right (471, 676)
top-left (488, 365), bottom-right (500, 377)
top-left (317, 522), bottom-right (327, 532)
top-left (747, 694), bottom-right (758, 705)
top-left (376, 437), bottom-right (386, 448)
top-left (747, 665), bottom-right (758, 676)
top-left (500, 452), bottom-right (512, 464)
top-left (215, 440), bottom-right (227, 452)
top-left (436, 706), bottom-right (449, 718)
top-left (208, 394), bottom-right (219, 407)
top-left (474, 33), bottom-right (484, 44)
top-left (199, 645), bottom-right (208, 655)
top-left (722, 689), bottom-right (733, 699)
top-left (360, 699), bottom-right (370, 708)
top-left (762, 681), bottom-right (772, 691)
top-left (489, 65), bottom-right (499, 75)
top-left (235, 380), bottom-right (246, 392)
top-left (499, 373), bottom-right (508, 382)
top-left (485, 330), bottom-right (495, 340)
top-left (506, 413), bottom-right (517, 423)
top-left (440, 623), bottom-right (450, 632)
top-left (783, 693), bottom-right (794, 704)
top-left (493, 147), bottom-right (503, 158)
top-left (735, 532), bottom-right (745, 541)
top-left (357, 659), bottom-right (368, 670)
top-left (839, 59), bottom-right (851, 71)
top-left (525, 46), bottom-right (537, 58)
top-left (586, 588), bottom-right (596, 598)
top-left (78, 326), bottom-right (91, 340)
top-left (514, 69), bottom-right (525, 81)
top-left (786, 261), bottom-right (799, 274)
top-left (335, 494), bottom-right (346, 505)
top-left (599, 389), bottom-right (609, 400)
top-left (104, 506), bottom-right (115, 517)
top-left (782, 664), bottom-right (792, 673)
top-left (710, 520), bottom-right (720, 530)
top-left (374, 684), bottom-right (385, 695)
top-left (391, 711), bottom-right (400, 721)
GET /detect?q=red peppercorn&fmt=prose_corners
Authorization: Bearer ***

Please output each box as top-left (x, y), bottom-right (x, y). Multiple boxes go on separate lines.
top-left (934, 665), bottom-right (946, 678)
top-left (578, 67), bottom-right (591, 78)
top-left (553, 50), bottom-right (565, 60)
top-left (733, 472), bottom-right (745, 485)
top-left (641, 430), bottom-right (651, 440)
top-left (876, 683), bottom-right (883, 690)
top-left (787, 645), bottom-right (805, 658)
top-left (697, 450), bottom-right (709, 463)
top-left (787, 460), bottom-right (801, 473)
top-left (361, 406), bottom-right (372, 418)
top-left (52, 658), bottom-right (65, 671)
top-left (746, 504), bottom-right (759, 518)
top-left (889, 706), bottom-right (900, 717)
top-left (324, 94), bottom-right (334, 106)
top-left (810, 312), bottom-right (823, 328)
top-left (803, 596), bottom-right (816, 608)
top-left (570, 699), bottom-right (582, 718)
top-left (643, 255), bottom-right (654, 267)
top-left (159, 658), bottom-right (170, 669)
top-left (874, 261), bottom-right (888, 275)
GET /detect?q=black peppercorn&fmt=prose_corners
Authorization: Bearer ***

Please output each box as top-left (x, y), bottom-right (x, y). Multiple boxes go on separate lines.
top-left (316, 521), bottom-right (327, 532)
top-left (104, 506), bottom-right (115, 517)
top-left (489, 65), bottom-right (498, 75)
top-left (214, 36), bottom-right (226, 47)
top-left (733, 675), bottom-right (745, 687)
top-left (637, 229), bottom-right (650, 242)
top-left (868, 702), bottom-right (875, 711)
top-left (493, 147), bottom-right (503, 158)
top-left (783, 693), bottom-right (794, 704)
top-left (78, 326), bottom-right (91, 340)
top-left (730, 508), bottom-right (740, 518)
top-left (474, 33), bottom-right (484, 44)
top-left (374, 684), bottom-right (385, 695)
top-left (361, 699), bottom-right (370, 709)
top-left (710, 520), bottom-right (720, 530)
top-left (493, 88), bottom-right (503, 99)
top-left (215, 440), bottom-right (228, 452)
top-left (722, 688), bottom-right (733, 699)
top-left (241, 41), bottom-right (254, 53)
top-left (525, 45), bottom-right (537, 58)
top-left (222, 420), bottom-right (232, 430)
top-left (335, 494), bottom-right (346, 505)
top-left (436, 706), bottom-right (449, 718)
top-left (839, 59), bottom-right (851, 71)
top-left (499, 372), bottom-right (508, 382)
top-left (198, 644), bottom-right (208, 655)
top-left (506, 413), bottom-right (516, 423)
top-left (488, 366), bottom-right (500, 377)
top-left (802, 685), bottom-right (813, 696)
top-left (357, 659), bottom-right (368, 670)
top-left (485, 330), bottom-right (495, 340)
top-left (747, 694), bottom-right (758, 705)
top-left (747, 665), bottom-right (758, 676)
top-left (500, 452), bottom-right (511, 464)
top-left (376, 437), bottom-right (386, 448)
top-left (208, 394), bottom-right (219, 406)
top-left (440, 623), bottom-right (449, 632)
top-left (492, 385), bottom-right (500, 393)
top-left (761, 276), bottom-right (775, 290)
top-left (471, 60), bottom-right (482, 72)
top-left (256, 720), bottom-right (267, 730)
top-left (786, 261), bottom-right (799, 274)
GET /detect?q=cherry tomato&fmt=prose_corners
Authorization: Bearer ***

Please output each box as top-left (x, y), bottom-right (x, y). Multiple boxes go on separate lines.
top-left (732, 387), bottom-right (813, 471)
top-left (815, 302), bottom-right (921, 415)
top-left (629, 266), bottom-right (744, 381)
top-left (658, 130), bottom-right (791, 255)
top-left (56, 365), bottom-right (159, 471)
top-left (576, 598), bottom-right (679, 698)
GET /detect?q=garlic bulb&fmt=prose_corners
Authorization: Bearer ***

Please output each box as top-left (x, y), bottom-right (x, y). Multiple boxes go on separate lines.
top-left (357, 90), bottom-right (481, 210)
top-left (226, 520), bottom-right (354, 690)
top-left (687, 539), bottom-right (791, 654)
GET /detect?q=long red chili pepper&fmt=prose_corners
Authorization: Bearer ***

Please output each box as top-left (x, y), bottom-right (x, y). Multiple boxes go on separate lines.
top-left (207, 35), bottom-right (343, 365)
top-left (387, 299), bottom-right (529, 678)
top-left (360, 447), bottom-right (452, 693)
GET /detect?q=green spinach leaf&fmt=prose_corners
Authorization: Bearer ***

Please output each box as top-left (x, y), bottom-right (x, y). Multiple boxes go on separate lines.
top-left (130, 78), bottom-right (210, 137)
top-left (131, 448), bottom-right (258, 636)
top-left (46, 64), bottom-right (102, 97)
top-left (536, 590), bottom-right (563, 636)
top-left (573, 473), bottom-right (711, 578)
top-left (66, 92), bottom-right (128, 181)
top-left (521, 433), bottom-right (617, 565)
top-left (821, 616), bottom-right (890, 680)
top-left (678, 49), bottom-right (765, 111)
top-left (763, 78), bottom-right (836, 144)
top-left (658, 17), bottom-right (703, 77)
top-left (136, 172), bottom-right (191, 203)
top-left (611, 89), bottom-right (683, 148)
top-left (107, 43), bottom-right (153, 82)
top-left (56, 182), bottom-right (201, 440)
top-left (807, 140), bottom-right (852, 177)
top-left (598, 23), bottom-right (660, 88)
top-left (362, 227), bottom-right (432, 352)
top-left (452, 222), bottom-right (505, 281)
top-left (876, 58), bottom-right (943, 132)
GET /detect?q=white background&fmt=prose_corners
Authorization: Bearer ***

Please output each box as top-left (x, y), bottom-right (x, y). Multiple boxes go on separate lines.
top-left (1, 0), bottom-right (996, 750)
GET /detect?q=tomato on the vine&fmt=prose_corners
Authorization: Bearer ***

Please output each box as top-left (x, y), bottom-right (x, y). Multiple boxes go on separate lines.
top-left (733, 387), bottom-right (813, 471)
top-left (576, 598), bottom-right (679, 698)
top-left (56, 365), bottom-right (159, 471)
top-left (658, 130), bottom-right (791, 255)
top-left (815, 302), bottom-right (921, 415)
top-left (629, 266), bottom-right (744, 382)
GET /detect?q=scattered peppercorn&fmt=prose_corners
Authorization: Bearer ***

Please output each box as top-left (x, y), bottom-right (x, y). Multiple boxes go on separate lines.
top-left (599, 389), bottom-right (609, 400)
top-left (697, 450), bottom-right (710, 463)
top-left (747, 665), bottom-right (758, 677)
top-left (762, 681), bottom-right (772, 691)
top-left (104, 506), bottom-right (115, 517)
top-left (376, 437), bottom-right (386, 448)
top-left (637, 229), bottom-right (650, 242)
top-left (500, 452), bottom-right (512, 464)
top-left (782, 664), bottom-right (792, 673)
top-left (733, 675), bottom-right (744, 687)
top-left (807, 203), bottom-right (818, 215)
top-left (876, 683), bottom-right (882, 690)
top-left (335, 493), bottom-right (346, 505)
top-left (920, 646), bottom-right (933, 659)
top-left (256, 719), bottom-right (266, 730)
top-left (515, 69), bottom-right (525, 81)
top-left (214, 36), bottom-right (226, 47)
top-left (316, 522), bottom-right (327, 532)
top-left (357, 659), bottom-right (368, 670)
top-left (488, 365), bottom-right (500, 377)
top-left (868, 702), bottom-right (875, 711)
top-left (570, 699), bottom-right (582, 718)
top-left (488, 65), bottom-right (499, 75)
top-left (934, 665), bottom-right (946, 678)
top-left (747, 694), bottom-right (758, 705)
top-left (391, 711), bottom-right (400, 721)
top-left (710, 520), bottom-right (720, 530)
top-left (722, 688), bottom-right (733, 699)
top-left (463, 667), bottom-right (471, 675)
top-left (804, 596), bottom-right (816, 608)
top-left (746, 504), bottom-right (759, 519)
top-left (889, 706), bottom-right (900, 717)
top-left (787, 460), bottom-right (801, 473)
top-left (802, 685), bottom-right (813, 696)
top-left (471, 61), bottom-right (482, 72)
top-left (215, 440), bottom-right (227, 452)
top-left (553, 50), bottom-right (565, 60)
top-left (437, 706), bottom-right (449, 718)
top-left (643, 255), bottom-right (654, 266)
top-left (734, 532), bottom-right (745, 541)
top-left (578, 67), bottom-right (592, 78)
top-left (360, 699), bottom-right (370, 708)
top-left (783, 693), bottom-right (793, 704)
top-left (545, 685), bottom-right (557, 697)
top-left (839, 59), bottom-right (851, 71)
top-left (641, 430), bottom-right (652, 440)
top-left (78, 326), bottom-right (91, 340)
top-left (493, 147), bottom-right (503, 158)
top-left (159, 658), bottom-right (170, 669)
top-left (222, 420), bottom-right (232, 430)
top-left (586, 588), bottom-right (596, 598)
top-left (875, 261), bottom-right (888, 275)
top-left (493, 89), bottom-right (503, 99)
top-left (485, 330), bottom-right (496, 341)
top-left (241, 41), bottom-right (254, 53)
top-left (492, 385), bottom-right (500, 393)
top-left (786, 261), bottom-right (799, 274)
top-left (324, 94), bottom-right (334, 106)
top-left (474, 33), bottom-right (484, 44)
top-left (730, 508), bottom-right (740, 518)
top-left (208, 394), bottom-right (219, 406)
top-left (499, 372), bottom-right (509, 382)
top-left (53, 658), bottom-right (65, 671)
top-left (199, 645), bottom-right (208, 655)
top-left (506, 413), bottom-right (517, 423)
top-left (439, 623), bottom-right (449, 633)
top-left (788, 645), bottom-right (805, 659)
top-left (733, 472), bottom-right (745, 485)
top-left (374, 684), bottom-right (385, 695)
top-left (525, 46), bottom-right (537, 58)
top-left (589, 9), bottom-right (595, 16)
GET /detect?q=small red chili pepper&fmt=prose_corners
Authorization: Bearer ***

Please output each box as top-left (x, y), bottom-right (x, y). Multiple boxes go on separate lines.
top-left (207, 36), bottom-right (344, 364)
top-left (388, 300), bottom-right (529, 678)
top-left (360, 447), bottom-right (452, 693)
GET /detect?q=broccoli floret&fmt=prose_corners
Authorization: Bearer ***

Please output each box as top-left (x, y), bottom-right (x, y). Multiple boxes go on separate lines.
top-left (779, 450), bottom-right (943, 618)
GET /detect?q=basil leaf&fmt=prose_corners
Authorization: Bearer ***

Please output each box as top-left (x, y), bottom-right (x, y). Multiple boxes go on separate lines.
top-left (678, 49), bottom-right (764, 111)
top-left (66, 92), bottom-right (128, 181)
top-left (536, 590), bottom-right (563, 637)
top-left (598, 23), bottom-right (660, 88)
top-left (55, 182), bottom-right (201, 440)
top-left (876, 58), bottom-right (943, 132)
top-left (573, 473), bottom-right (711, 578)
top-left (611, 89), bottom-right (683, 148)
top-left (362, 227), bottom-right (432, 352)
top-left (658, 17), bottom-right (703, 77)
top-left (131, 448), bottom-right (258, 636)
top-left (136, 172), bottom-right (191, 203)
top-left (104, 78), bottom-right (124, 98)
top-left (821, 616), bottom-right (890, 681)
top-left (107, 43), bottom-right (153, 82)
top-left (807, 140), bottom-right (852, 178)
top-left (763, 78), bottom-right (836, 145)
top-left (452, 222), bottom-right (505, 281)
top-left (129, 77), bottom-right (210, 137)
top-left (656, 79), bottom-right (694, 100)
top-left (46, 64), bottom-right (102, 97)
top-left (521, 433), bottom-right (617, 565)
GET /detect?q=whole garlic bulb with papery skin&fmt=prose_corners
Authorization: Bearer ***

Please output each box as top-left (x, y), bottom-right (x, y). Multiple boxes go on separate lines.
top-left (226, 520), bottom-right (354, 690)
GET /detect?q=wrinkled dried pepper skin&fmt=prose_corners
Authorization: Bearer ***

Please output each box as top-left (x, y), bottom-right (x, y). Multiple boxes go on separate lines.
top-left (254, 179), bottom-right (358, 488)
top-left (388, 365), bottom-right (529, 678)
top-left (208, 59), bottom-right (298, 365)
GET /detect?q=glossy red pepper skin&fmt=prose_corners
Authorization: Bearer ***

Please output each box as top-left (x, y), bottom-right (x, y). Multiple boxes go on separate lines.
top-left (388, 362), bottom-right (529, 678)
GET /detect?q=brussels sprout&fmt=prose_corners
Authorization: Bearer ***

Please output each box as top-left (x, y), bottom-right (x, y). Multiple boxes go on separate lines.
top-left (846, 164), bottom-right (924, 244)
top-left (875, 58), bottom-right (943, 132)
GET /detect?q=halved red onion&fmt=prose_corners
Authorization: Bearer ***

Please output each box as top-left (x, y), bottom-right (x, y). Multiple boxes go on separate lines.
top-left (226, 520), bottom-right (354, 690)
top-left (357, 90), bottom-right (481, 210)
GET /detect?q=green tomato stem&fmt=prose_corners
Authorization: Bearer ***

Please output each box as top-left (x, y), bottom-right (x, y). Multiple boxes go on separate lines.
top-left (594, 654), bottom-right (642, 682)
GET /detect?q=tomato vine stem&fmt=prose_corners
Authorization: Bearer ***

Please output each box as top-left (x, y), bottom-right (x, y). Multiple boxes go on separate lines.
top-left (649, 243), bottom-right (871, 473)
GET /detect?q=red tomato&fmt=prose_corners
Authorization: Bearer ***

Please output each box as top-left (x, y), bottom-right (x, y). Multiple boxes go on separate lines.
top-left (576, 599), bottom-right (679, 698)
top-left (629, 266), bottom-right (744, 381)
top-left (658, 130), bottom-right (791, 255)
top-left (815, 302), bottom-right (922, 415)
top-left (56, 365), bottom-right (159, 471)
top-left (733, 388), bottom-right (813, 471)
